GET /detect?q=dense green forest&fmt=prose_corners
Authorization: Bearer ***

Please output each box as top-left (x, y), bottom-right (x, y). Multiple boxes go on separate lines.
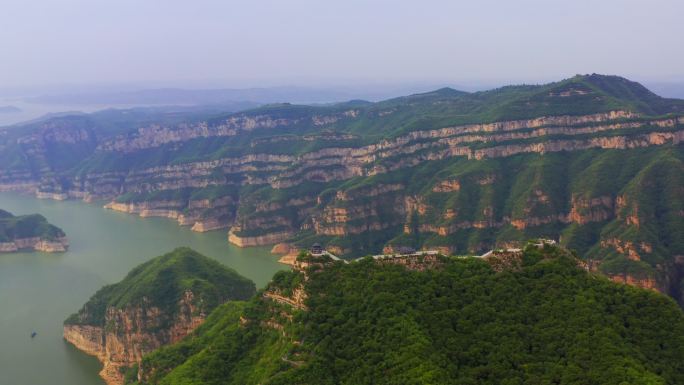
top-left (0, 209), bottom-right (65, 242)
top-left (131, 244), bottom-right (684, 385)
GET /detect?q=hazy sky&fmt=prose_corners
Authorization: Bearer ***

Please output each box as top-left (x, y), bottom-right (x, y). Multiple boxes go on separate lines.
top-left (2, 0), bottom-right (683, 89)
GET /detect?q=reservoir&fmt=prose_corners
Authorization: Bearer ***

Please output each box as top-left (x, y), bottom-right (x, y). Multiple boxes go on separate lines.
top-left (0, 192), bottom-right (284, 385)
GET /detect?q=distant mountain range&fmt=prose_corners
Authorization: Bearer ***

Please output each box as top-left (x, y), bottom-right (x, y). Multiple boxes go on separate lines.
top-left (1, 73), bottom-right (683, 304)
top-left (23, 85), bottom-right (444, 106)
top-left (21, 81), bottom-right (684, 106)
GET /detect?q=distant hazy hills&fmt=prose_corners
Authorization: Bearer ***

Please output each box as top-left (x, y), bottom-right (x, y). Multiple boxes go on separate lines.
top-left (22, 84), bottom-right (465, 107)
top-left (21, 80), bottom-right (684, 107)
top-left (0, 105), bottom-right (21, 113)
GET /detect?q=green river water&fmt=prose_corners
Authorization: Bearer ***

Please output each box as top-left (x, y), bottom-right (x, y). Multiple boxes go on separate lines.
top-left (0, 192), bottom-right (284, 385)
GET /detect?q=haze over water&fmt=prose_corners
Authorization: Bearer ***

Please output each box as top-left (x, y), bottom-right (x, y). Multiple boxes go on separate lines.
top-left (0, 192), bottom-right (283, 385)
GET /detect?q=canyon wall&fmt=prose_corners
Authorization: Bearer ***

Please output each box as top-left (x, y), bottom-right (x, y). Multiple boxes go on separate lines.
top-left (2, 86), bottom-right (683, 298)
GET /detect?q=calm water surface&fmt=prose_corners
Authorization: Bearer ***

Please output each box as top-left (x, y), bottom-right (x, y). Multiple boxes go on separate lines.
top-left (0, 192), bottom-right (283, 385)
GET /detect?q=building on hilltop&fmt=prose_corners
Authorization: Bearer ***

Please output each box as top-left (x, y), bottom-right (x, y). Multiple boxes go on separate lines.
top-left (309, 243), bottom-right (324, 256)
top-left (396, 246), bottom-right (416, 255)
top-left (532, 238), bottom-right (557, 248)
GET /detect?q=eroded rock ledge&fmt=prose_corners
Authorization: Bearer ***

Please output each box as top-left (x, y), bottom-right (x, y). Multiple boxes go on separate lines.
top-left (63, 292), bottom-right (204, 385)
top-left (0, 236), bottom-right (69, 253)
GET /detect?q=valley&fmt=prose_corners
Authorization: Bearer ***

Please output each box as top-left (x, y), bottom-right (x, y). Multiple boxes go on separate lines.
top-left (5, 1), bottom-right (684, 383)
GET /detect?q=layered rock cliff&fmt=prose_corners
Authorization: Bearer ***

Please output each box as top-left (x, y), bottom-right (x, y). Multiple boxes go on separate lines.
top-left (0, 236), bottom-right (69, 252)
top-left (64, 292), bottom-right (204, 384)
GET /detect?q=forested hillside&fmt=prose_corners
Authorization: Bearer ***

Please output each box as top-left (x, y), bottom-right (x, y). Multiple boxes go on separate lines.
top-left (130, 244), bottom-right (684, 385)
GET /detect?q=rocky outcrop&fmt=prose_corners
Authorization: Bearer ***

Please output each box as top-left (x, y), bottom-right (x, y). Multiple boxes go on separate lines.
top-left (104, 198), bottom-right (235, 232)
top-left (63, 324), bottom-right (105, 358)
top-left (36, 191), bottom-right (69, 200)
top-left (97, 110), bottom-right (360, 153)
top-left (608, 274), bottom-right (659, 291)
top-left (190, 218), bottom-right (230, 232)
top-left (228, 230), bottom-right (293, 247)
top-left (64, 291), bottom-right (205, 385)
top-left (271, 242), bottom-right (297, 255)
top-left (263, 287), bottom-right (308, 311)
top-left (432, 179), bottom-right (461, 192)
top-left (104, 201), bottom-right (184, 217)
top-left (600, 238), bottom-right (653, 261)
top-left (34, 237), bottom-right (69, 252)
top-left (272, 243), bottom-right (300, 265)
top-left (9, 112), bottom-right (680, 203)
top-left (568, 195), bottom-right (614, 224)
top-left (0, 236), bottom-right (68, 253)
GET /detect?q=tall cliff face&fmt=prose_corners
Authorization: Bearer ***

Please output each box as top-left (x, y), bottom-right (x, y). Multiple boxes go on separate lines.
top-left (64, 292), bottom-right (204, 384)
top-left (63, 248), bottom-right (256, 385)
top-left (38, 113), bottom-right (682, 200)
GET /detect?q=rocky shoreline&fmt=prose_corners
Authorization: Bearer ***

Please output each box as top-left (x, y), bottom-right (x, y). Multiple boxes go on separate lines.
top-left (228, 229), bottom-right (293, 247)
top-left (103, 200), bottom-right (233, 233)
top-left (0, 236), bottom-right (69, 253)
top-left (63, 293), bottom-right (205, 385)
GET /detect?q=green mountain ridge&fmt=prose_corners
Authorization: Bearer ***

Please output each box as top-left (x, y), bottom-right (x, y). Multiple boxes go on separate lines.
top-left (1, 74), bottom-right (683, 302)
top-left (128, 244), bottom-right (684, 385)
top-left (65, 247), bottom-right (256, 327)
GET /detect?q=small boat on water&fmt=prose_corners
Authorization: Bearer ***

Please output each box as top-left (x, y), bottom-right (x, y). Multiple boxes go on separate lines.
top-left (30, 331), bottom-right (37, 338)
